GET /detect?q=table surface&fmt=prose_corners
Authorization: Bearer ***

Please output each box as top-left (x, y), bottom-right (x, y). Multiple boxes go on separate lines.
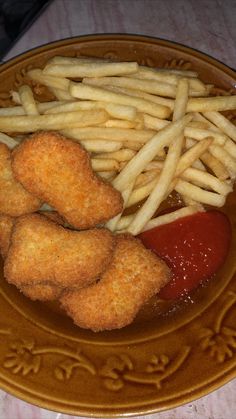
top-left (1, 0), bottom-right (236, 418)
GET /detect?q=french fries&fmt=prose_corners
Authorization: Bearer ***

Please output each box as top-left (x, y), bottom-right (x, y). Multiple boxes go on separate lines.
top-left (80, 140), bottom-right (123, 153)
top-left (127, 176), bottom-right (159, 207)
top-left (101, 119), bottom-right (136, 129)
top-left (0, 132), bottom-right (19, 149)
top-left (45, 100), bottom-right (137, 121)
top-left (82, 76), bottom-right (204, 98)
top-left (175, 137), bottom-right (213, 176)
top-left (209, 144), bottom-right (236, 178)
top-left (0, 54), bottom-right (235, 235)
top-left (129, 66), bottom-right (206, 92)
top-left (91, 158), bottom-right (119, 172)
top-left (18, 85), bottom-right (39, 116)
top-left (126, 79), bottom-right (190, 235)
top-left (143, 114), bottom-right (229, 144)
top-left (187, 96), bottom-right (236, 112)
top-left (61, 127), bottom-right (156, 143)
top-left (47, 87), bottom-right (74, 101)
top-left (69, 82), bottom-right (171, 119)
top-left (175, 180), bottom-right (226, 207)
top-left (112, 114), bottom-right (192, 192)
top-left (180, 167), bottom-right (232, 195)
top-left (43, 61), bottom-right (139, 77)
top-left (45, 55), bottom-right (111, 66)
top-left (204, 111), bottom-right (236, 141)
top-left (0, 100), bottom-right (66, 115)
top-left (117, 205), bottom-right (203, 232)
top-left (95, 149), bottom-right (136, 162)
top-left (0, 109), bottom-right (108, 132)
top-left (224, 138), bottom-right (236, 159)
top-left (106, 85), bottom-right (175, 109)
top-left (28, 69), bottom-right (70, 92)
top-left (106, 180), bottom-right (136, 232)
top-left (200, 151), bottom-right (230, 180)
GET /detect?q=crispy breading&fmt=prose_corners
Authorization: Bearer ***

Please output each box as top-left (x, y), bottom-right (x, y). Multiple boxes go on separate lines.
top-left (12, 131), bottom-right (123, 229)
top-left (60, 234), bottom-right (170, 331)
top-left (20, 284), bottom-right (63, 301)
top-left (0, 211), bottom-right (68, 260)
top-left (4, 214), bottom-right (115, 295)
top-left (38, 210), bottom-right (67, 226)
top-left (0, 143), bottom-right (42, 216)
top-left (0, 214), bottom-right (14, 258)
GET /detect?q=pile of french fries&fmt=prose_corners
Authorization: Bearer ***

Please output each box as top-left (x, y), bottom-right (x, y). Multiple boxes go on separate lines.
top-left (0, 55), bottom-right (236, 235)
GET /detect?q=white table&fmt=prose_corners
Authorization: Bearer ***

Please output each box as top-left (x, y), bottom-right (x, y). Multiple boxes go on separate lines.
top-left (1, 1), bottom-right (236, 418)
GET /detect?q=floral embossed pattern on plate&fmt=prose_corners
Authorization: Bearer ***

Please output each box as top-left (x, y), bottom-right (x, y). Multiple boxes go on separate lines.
top-left (0, 34), bottom-right (235, 416)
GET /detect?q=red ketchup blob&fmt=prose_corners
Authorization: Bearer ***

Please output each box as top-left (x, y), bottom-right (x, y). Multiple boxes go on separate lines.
top-left (138, 210), bottom-right (232, 300)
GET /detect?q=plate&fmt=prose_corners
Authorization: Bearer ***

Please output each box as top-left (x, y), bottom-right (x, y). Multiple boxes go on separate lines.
top-left (0, 34), bottom-right (236, 417)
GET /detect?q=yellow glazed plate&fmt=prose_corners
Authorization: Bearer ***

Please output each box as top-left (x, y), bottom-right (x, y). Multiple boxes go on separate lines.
top-left (0, 34), bottom-right (236, 416)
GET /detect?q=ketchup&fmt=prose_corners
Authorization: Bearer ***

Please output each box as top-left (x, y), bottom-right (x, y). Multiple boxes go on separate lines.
top-left (138, 210), bottom-right (232, 300)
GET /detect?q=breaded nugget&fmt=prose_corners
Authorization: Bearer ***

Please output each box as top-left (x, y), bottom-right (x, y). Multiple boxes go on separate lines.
top-left (0, 143), bottom-right (42, 216)
top-left (12, 131), bottom-right (123, 229)
top-left (0, 211), bottom-right (75, 300)
top-left (4, 214), bottom-right (115, 296)
top-left (60, 234), bottom-right (170, 331)
top-left (0, 214), bottom-right (14, 258)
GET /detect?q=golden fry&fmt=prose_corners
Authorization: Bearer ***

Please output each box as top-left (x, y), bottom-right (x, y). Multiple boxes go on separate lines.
top-left (69, 82), bottom-right (171, 119)
top-left (0, 109), bottom-right (108, 133)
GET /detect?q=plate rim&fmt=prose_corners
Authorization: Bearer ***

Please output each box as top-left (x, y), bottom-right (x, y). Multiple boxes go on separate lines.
top-left (1, 33), bottom-right (236, 76)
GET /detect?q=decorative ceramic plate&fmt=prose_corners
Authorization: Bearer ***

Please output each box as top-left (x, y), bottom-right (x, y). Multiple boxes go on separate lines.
top-left (0, 34), bottom-right (236, 417)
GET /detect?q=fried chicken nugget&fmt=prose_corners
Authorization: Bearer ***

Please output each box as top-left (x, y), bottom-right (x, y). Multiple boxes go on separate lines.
top-left (4, 214), bottom-right (115, 299)
top-left (0, 143), bottom-right (42, 216)
top-left (12, 131), bottom-right (123, 229)
top-left (60, 234), bottom-right (170, 331)
top-left (0, 212), bottom-right (72, 300)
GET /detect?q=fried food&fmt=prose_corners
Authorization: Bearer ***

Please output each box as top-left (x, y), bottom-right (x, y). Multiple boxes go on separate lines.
top-left (38, 210), bottom-right (67, 226)
top-left (20, 284), bottom-right (63, 301)
top-left (60, 234), bottom-right (170, 331)
top-left (0, 214), bottom-right (14, 258)
top-left (4, 214), bottom-right (115, 299)
top-left (0, 143), bottom-right (41, 216)
top-left (12, 131), bottom-right (123, 229)
top-left (0, 211), bottom-right (75, 301)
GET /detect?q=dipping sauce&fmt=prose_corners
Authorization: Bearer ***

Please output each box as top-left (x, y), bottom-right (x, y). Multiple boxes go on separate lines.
top-left (139, 210), bottom-right (232, 300)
